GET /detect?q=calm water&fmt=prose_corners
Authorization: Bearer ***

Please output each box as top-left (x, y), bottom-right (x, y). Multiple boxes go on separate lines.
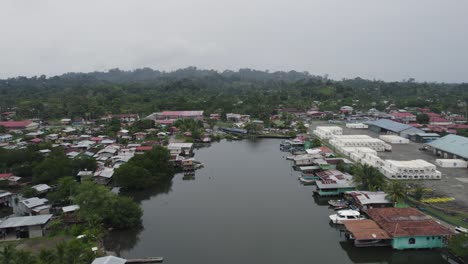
top-left (106, 139), bottom-right (450, 264)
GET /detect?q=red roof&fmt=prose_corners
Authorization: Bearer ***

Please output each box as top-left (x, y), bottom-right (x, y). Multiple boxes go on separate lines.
top-left (91, 137), bottom-right (103, 141)
top-left (155, 119), bottom-right (176, 125)
top-left (426, 112), bottom-right (441, 118)
top-left (430, 117), bottom-right (450, 123)
top-left (408, 123), bottom-right (424, 128)
top-left (319, 146), bottom-right (333, 154)
top-left (136, 146), bottom-right (153, 152)
top-left (366, 208), bottom-right (454, 237)
top-left (0, 173), bottom-right (13, 179)
top-left (392, 112), bottom-right (415, 118)
top-left (343, 220), bottom-right (391, 240)
top-left (453, 124), bottom-right (468, 129)
top-left (0, 120), bottom-right (33, 128)
top-left (29, 138), bottom-right (43, 143)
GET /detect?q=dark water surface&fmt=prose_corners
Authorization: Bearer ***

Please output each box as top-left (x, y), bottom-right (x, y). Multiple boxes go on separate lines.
top-left (106, 139), bottom-right (450, 264)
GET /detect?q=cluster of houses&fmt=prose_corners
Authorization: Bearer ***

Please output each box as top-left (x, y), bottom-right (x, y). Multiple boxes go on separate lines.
top-left (0, 111), bottom-right (207, 241)
top-left (283, 135), bottom-right (457, 251)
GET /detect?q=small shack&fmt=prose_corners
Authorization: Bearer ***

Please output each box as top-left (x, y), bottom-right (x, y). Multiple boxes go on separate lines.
top-left (0, 214), bottom-right (52, 238)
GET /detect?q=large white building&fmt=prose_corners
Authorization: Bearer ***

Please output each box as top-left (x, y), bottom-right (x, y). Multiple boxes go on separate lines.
top-left (329, 135), bottom-right (391, 152)
top-left (313, 126), bottom-right (343, 140)
top-left (379, 159), bottom-right (441, 180)
top-left (435, 159), bottom-right (468, 168)
top-left (345, 123), bottom-right (368, 129)
top-left (379, 135), bottom-right (409, 144)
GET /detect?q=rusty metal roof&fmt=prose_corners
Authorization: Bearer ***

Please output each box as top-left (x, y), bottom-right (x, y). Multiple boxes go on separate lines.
top-left (343, 220), bottom-right (391, 240)
top-left (366, 208), bottom-right (454, 237)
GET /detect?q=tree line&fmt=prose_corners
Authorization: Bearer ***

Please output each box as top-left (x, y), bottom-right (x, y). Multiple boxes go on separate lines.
top-left (0, 68), bottom-right (467, 121)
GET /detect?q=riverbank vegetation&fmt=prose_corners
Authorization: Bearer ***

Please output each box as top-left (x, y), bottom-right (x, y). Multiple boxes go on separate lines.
top-left (114, 146), bottom-right (174, 191)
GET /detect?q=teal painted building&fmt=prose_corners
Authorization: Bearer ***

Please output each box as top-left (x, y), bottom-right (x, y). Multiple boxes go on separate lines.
top-left (315, 170), bottom-right (355, 196)
top-left (392, 236), bottom-right (445, 250)
top-left (366, 208), bottom-right (454, 250)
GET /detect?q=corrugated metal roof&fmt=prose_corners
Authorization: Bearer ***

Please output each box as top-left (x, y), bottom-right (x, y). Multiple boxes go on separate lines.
top-left (21, 197), bottom-right (48, 209)
top-left (0, 214), bottom-right (52, 228)
top-left (343, 219), bottom-right (391, 240)
top-left (366, 119), bottom-right (416, 133)
top-left (367, 208), bottom-right (454, 237)
top-left (427, 134), bottom-right (468, 159)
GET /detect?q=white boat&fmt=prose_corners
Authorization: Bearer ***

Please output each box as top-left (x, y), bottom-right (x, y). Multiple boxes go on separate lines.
top-left (298, 176), bottom-right (315, 185)
top-left (455, 226), bottom-right (468, 234)
top-left (329, 210), bottom-right (366, 224)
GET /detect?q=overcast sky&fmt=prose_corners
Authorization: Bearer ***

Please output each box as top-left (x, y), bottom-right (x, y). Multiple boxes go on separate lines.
top-left (1, 0), bottom-right (467, 82)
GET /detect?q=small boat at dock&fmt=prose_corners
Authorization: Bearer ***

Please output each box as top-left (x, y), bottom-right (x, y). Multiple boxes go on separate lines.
top-left (328, 199), bottom-right (348, 207)
top-left (298, 176), bottom-right (315, 185)
top-left (126, 257), bottom-right (164, 263)
top-left (329, 210), bottom-right (366, 224)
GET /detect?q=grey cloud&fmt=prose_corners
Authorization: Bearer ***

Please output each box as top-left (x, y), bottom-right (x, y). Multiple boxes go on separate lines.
top-left (0, 0), bottom-right (467, 82)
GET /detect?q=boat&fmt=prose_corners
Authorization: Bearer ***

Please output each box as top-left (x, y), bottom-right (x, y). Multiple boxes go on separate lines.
top-left (329, 210), bottom-right (366, 224)
top-left (298, 176), bottom-right (315, 185)
top-left (455, 226), bottom-right (468, 234)
top-left (301, 173), bottom-right (319, 180)
top-left (328, 199), bottom-right (348, 207)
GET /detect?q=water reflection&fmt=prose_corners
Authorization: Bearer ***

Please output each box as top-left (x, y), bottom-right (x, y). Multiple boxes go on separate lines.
top-left (312, 194), bottom-right (332, 206)
top-left (121, 178), bottom-right (174, 203)
top-left (104, 227), bottom-right (143, 257)
top-left (106, 139), bottom-right (451, 264)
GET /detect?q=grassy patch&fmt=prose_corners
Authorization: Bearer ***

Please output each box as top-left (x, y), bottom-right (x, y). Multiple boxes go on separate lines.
top-left (408, 197), bottom-right (468, 228)
top-left (0, 235), bottom-right (74, 255)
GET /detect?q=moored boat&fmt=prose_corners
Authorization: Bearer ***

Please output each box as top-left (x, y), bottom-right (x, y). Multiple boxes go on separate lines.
top-left (328, 199), bottom-right (348, 207)
top-left (298, 176), bottom-right (315, 185)
top-left (329, 210), bottom-right (366, 224)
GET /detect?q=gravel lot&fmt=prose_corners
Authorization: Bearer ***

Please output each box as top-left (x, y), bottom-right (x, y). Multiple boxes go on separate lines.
top-left (309, 121), bottom-right (468, 211)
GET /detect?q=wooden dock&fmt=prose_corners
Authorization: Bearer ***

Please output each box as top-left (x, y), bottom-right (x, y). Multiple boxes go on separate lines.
top-left (126, 257), bottom-right (164, 263)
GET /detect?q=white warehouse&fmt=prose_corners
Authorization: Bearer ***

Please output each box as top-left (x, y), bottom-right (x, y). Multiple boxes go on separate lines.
top-left (345, 123), bottom-right (368, 129)
top-left (313, 126), bottom-right (343, 140)
top-left (329, 135), bottom-right (392, 152)
top-left (379, 159), bottom-right (442, 180)
top-left (379, 135), bottom-right (409, 144)
top-left (435, 159), bottom-right (468, 168)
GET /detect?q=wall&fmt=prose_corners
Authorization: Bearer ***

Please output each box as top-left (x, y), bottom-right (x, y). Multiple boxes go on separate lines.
top-left (392, 236), bottom-right (445, 250)
top-left (28, 225), bottom-right (44, 238)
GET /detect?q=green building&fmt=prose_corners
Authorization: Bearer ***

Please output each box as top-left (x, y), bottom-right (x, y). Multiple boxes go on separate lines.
top-left (366, 208), bottom-right (454, 250)
top-left (315, 170), bottom-right (355, 196)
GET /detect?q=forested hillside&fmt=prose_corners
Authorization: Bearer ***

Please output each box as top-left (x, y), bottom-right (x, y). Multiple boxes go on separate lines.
top-left (0, 67), bottom-right (467, 120)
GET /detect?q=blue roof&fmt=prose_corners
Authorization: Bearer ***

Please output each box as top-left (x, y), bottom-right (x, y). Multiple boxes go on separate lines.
top-left (366, 119), bottom-right (414, 133)
top-left (427, 134), bottom-right (468, 159)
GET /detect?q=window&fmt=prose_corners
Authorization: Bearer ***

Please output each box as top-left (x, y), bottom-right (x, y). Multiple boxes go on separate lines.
top-left (409, 238), bottom-right (416, 244)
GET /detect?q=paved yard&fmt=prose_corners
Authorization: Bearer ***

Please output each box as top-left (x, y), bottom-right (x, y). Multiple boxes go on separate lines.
top-left (309, 121), bottom-right (468, 211)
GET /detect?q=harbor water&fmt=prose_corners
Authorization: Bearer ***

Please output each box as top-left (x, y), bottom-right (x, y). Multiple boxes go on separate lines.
top-left (106, 139), bottom-right (451, 264)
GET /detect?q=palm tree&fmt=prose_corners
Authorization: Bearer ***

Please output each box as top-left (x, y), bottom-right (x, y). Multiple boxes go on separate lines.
top-left (385, 181), bottom-right (408, 205)
top-left (352, 164), bottom-right (386, 191)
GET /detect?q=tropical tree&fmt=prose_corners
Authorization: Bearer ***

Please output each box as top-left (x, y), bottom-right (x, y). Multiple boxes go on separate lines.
top-left (412, 185), bottom-right (425, 200)
top-left (416, 113), bottom-right (430, 124)
top-left (113, 164), bottom-right (152, 190)
top-left (311, 138), bottom-right (321, 148)
top-left (385, 181), bottom-right (408, 205)
top-left (352, 164), bottom-right (386, 191)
